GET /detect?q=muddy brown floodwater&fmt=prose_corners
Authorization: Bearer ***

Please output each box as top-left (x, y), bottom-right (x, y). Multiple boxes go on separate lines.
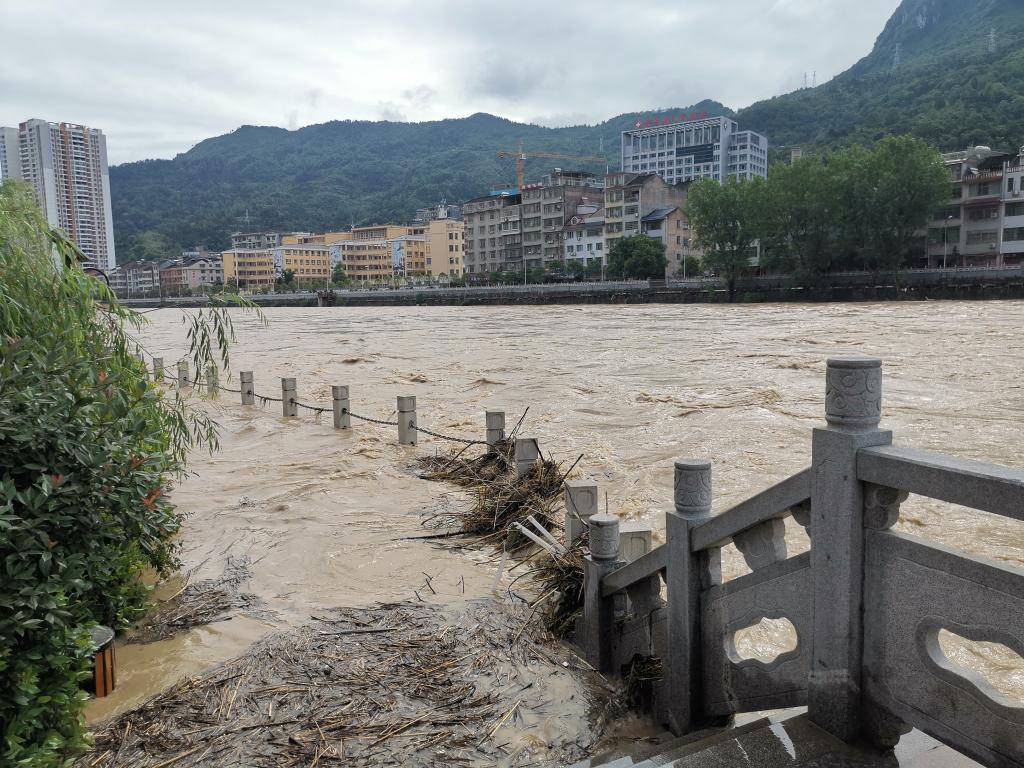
top-left (88, 302), bottom-right (1024, 735)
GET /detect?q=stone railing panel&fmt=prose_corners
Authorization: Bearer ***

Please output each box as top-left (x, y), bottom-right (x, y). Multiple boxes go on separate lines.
top-left (701, 552), bottom-right (812, 717)
top-left (863, 529), bottom-right (1024, 768)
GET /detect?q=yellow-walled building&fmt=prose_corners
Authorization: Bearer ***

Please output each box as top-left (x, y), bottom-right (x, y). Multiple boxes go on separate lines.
top-left (221, 249), bottom-right (275, 290)
top-left (423, 219), bottom-right (464, 278)
top-left (271, 244), bottom-right (334, 284)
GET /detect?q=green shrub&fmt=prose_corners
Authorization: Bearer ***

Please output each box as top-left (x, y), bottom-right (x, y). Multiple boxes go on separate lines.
top-left (0, 180), bottom-right (241, 766)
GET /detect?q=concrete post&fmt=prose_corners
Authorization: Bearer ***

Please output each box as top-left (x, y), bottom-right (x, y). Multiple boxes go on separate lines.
top-left (514, 437), bottom-right (540, 479)
top-left (664, 459), bottom-right (719, 735)
top-left (808, 357), bottom-right (892, 743)
top-left (281, 378), bottom-right (297, 417)
top-left (397, 395), bottom-right (416, 445)
top-left (176, 361), bottom-right (188, 388)
top-left (485, 410), bottom-right (505, 448)
top-left (152, 357), bottom-right (164, 382)
top-left (206, 364), bottom-right (218, 397)
top-left (564, 479), bottom-right (598, 546)
top-left (582, 513), bottom-right (625, 672)
top-left (240, 372), bottom-right (254, 405)
top-left (619, 521), bottom-right (653, 563)
top-left (332, 386), bottom-right (350, 429)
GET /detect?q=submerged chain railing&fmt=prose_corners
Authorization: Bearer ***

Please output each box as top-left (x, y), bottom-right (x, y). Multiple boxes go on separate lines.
top-left (143, 354), bottom-right (487, 447)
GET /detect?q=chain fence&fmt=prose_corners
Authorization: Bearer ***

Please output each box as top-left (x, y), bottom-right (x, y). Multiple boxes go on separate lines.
top-left (145, 353), bottom-right (485, 446)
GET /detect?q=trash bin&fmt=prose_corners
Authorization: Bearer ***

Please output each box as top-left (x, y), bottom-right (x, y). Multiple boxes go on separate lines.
top-left (84, 625), bottom-right (116, 698)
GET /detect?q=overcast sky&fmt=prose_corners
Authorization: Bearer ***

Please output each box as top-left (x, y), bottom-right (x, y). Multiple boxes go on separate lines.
top-left (1, 0), bottom-right (901, 165)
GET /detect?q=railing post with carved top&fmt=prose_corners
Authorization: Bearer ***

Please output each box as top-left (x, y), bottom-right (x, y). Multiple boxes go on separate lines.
top-left (177, 360), bottom-right (188, 389)
top-left (152, 357), bottom-right (164, 382)
top-left (664, 459), bottom-right (719, 735)
top-left (582, 513), bottom-right (624, 673)
top-left (808, 357), bottom-right (892, 742)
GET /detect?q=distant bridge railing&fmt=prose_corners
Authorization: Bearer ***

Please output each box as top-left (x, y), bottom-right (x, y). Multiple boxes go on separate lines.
top-left (579, 357), bottom-right (1023, 768)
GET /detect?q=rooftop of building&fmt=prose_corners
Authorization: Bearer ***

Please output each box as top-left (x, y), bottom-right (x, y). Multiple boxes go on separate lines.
top-left (641, 206), bottom-right (681, 223)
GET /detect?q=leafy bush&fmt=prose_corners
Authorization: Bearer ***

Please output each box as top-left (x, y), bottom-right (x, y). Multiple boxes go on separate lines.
top-left (0, 180), bottom-right (235, 766)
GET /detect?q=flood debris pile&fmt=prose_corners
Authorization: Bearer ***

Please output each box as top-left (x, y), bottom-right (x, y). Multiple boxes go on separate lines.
top-left (524, 541), bottom-right (588, 638)
top-left (419, 438), bottom-right (580, 550)
top-left (80, 601), bottom-right (609, 767)
top-left (126, 557), bottom-right (259, 644)
top-left (419, 439), bottom-right (588, 639)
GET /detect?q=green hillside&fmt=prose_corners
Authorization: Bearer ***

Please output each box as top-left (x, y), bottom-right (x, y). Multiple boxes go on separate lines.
top-left (736, 0), bottom-right (1024, 150)
top-left (110, 0), bottom-right (1024, 258)
top-left (110, 102), bottom-right (729, 256)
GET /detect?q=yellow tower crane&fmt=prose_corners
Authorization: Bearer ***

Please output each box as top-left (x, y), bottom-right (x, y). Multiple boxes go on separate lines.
top-left (497, 142), bottom-right (606, 191)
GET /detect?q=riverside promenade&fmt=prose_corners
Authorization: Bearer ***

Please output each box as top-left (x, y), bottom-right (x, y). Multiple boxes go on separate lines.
top-left (120, 265), bottom-right (1024, 308)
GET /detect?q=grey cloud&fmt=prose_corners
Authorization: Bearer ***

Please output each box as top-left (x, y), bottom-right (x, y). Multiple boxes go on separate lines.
top-left (0, 0), bottom-right (903, 163)
top-left (377, 102), bottom-right (408, 122)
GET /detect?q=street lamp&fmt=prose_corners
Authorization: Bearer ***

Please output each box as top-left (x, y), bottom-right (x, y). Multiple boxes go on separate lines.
top-left (943, 214), bottom-right (954, 269)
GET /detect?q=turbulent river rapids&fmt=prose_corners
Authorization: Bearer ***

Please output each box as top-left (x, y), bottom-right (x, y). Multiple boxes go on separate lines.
top-left (88, 302), bottom-right (1024, 736)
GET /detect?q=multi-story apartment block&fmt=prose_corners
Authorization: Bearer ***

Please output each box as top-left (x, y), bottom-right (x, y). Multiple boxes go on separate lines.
top-left (621, 115), bottom-right (768, 184)
top-left (926, 145), bottom-right (1024, 268)
top-left (1002, 148), bottom-right (1024, 266)
top-left (330, 225), bottom-right (410, 283)
top-left (161, 255), bottom-right (224, 293)
top-left (562, 207), bottom-right (606, 267)
top-left (0, 119), bottom-right (116, 270)
top-left (462, 192), bottom-right (521, 277)
top-left (230, 231), bottom-right (283, 250)
top-left (270, 244), bottom-right (334, 284)
top-left (221, 249), bottom-right (276, 290)
top-left (421, 218), bottom-right (465, 279)
top-left (415, 203), bottom-right (462, 223)
top-left (604, 172), bottom-right (690, 251)
top-left (640, 207), bottom-right (700, 277)
top-left (108, 261), bottom-right (161, 296)
top-left (521, 169), bottom-right (604, 269)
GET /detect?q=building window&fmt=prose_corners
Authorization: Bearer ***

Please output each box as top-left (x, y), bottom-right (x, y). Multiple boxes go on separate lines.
top-left (1004, 227), bottom-right (1024, 242)
top-left (1006, 202), bottom-right (1024, 217)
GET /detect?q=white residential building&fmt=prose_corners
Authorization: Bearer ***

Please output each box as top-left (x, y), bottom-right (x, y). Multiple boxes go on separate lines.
top-left (0, 119), bottom-right (116, 271)
top-left (621, 115), bottom-right (768, 184)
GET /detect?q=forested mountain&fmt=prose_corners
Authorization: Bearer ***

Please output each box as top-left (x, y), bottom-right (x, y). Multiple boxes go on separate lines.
top-left (110, 0), bottom-right (1024, 258)
top-left (111, 101), bottom-right (730, 257)
top-left (736, 0), bottom-right (1024, 150)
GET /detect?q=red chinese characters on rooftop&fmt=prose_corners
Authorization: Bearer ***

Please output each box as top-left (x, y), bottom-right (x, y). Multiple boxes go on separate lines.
top-left (633, 112), bottom-right (709, 129)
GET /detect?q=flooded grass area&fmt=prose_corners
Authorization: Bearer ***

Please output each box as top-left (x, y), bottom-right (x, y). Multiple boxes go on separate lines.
top-left (79, 599), bottom-right (618, 767)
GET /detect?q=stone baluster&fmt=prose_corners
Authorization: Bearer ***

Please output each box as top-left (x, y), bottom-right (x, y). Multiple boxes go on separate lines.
top-left (664, 459), bottom-right (720, 735)
top-left (564, 479), bottom-right (598, 547)
top-left (333, 386), bottom-right (350, 429)
top-left (582, 513), bottom-right (625, 672)
top-left (733, 518), bottom-right (787, 571)
top-left (397, 395), bottom-right (416, 445)
top-left (281, 378), bottom-right (297, 417)
top-left (240, 372), bottom-right (254, 405)
top-left (514, 437), bottom-right (540, 479)
top-left (808, 357), bottom-right (892, 743)
top-left (152, 357), bottom-right (164, 382)
top-left (485, 410), bottom-right (505, 448)
top-left (177, 360), bottom-right (188, 389)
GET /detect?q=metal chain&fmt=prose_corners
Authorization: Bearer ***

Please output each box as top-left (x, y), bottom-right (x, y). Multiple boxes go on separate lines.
top-left (292, 399), bottom-right (331, 414)
top-left (348, 410), bottom-right (400, 427)
top-left (411, 422), bottom-right (486, 446)
top-left (154, 363), bottom-right (484, 445)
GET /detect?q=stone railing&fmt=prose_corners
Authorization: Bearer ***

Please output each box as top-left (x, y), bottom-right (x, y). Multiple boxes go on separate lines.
top-left (579, 357), bottom-right (1023, 768)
